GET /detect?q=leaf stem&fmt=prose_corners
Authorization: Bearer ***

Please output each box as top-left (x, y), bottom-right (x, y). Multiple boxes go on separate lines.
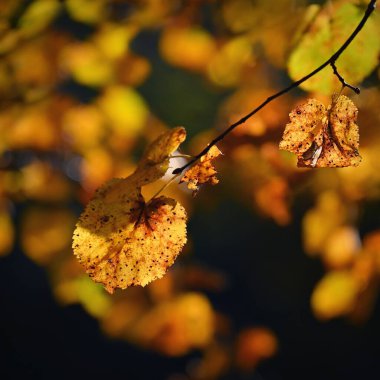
top-left (172, 0), bottom-right (376, 175)
top-left (146, 173), bottom-right (180, 202)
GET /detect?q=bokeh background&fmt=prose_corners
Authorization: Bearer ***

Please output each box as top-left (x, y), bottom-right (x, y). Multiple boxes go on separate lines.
top-left (1, 0), bottom-right (380, 379)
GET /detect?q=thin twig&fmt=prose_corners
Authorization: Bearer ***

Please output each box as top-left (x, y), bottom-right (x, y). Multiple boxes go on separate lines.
top-left (330, 62), bottom-right (361, 94)
top-left (172, 0), bottom-right (376, 175)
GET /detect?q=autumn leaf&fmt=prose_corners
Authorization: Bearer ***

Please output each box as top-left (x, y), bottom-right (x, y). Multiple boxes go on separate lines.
top-left (180, 145), bottom-right (222, 194)
top-left (73, 127), bottom-right (188, 293)
top-left (131, 126), bottom-right (187, 187)
top-left (287, 2), bottom-right (380, 95)
top-left (73, 178), bottom-right (187, 293)
top-left (139, 126), bottom-right (186, 169)
top-left (279, 95), bottom-right (361, 168)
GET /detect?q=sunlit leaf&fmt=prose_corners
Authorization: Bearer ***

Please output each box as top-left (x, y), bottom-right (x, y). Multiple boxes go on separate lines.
top-left (180, 146), bottom-right (221, 195)
top-left (73, 179), bottom-right (187, 293)
top-left (138, 126), bottom-right (186, 185)
top-left (288, 2), bottom-right (380, 94)
top-left (279, 96), bottom-right (361, 167)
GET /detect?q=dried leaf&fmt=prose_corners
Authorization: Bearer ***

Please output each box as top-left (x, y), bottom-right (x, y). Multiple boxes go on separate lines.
top-left (73, 177), bottom-right (187, 293)
top-left (279, 96), bottom-right (361, 168)
top-left (180, 145), bottom-right (222, 194)
top-left (139, 126), bottom-right (186, 167)
top-left (135, 126), bottom-right (187, 186)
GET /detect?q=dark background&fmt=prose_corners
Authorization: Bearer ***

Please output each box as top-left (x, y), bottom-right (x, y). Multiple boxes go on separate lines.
top-left (1, 199), bottom-right (380, 380)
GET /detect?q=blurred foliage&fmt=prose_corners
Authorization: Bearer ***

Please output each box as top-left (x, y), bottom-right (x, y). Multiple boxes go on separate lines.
top-left (0, 0), bottom-right (379, 378)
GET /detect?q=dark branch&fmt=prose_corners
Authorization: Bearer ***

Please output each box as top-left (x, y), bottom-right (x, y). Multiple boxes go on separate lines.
top-left (172, 0), bottom-right (376, 175)
top-left (330, 62), bottom-right (360, 94)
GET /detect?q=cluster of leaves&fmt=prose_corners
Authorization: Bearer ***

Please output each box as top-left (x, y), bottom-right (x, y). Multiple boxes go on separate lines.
top-left (0, 0), bottom-right (380, 377)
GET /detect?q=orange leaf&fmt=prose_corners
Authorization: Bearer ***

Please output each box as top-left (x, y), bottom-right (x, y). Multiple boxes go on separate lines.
top-left (73, 127), bottom-right (188, 293)
top-left (279, 95), bottom-right (361, 168)
top-left (180, 146), bottom-right (222, 195)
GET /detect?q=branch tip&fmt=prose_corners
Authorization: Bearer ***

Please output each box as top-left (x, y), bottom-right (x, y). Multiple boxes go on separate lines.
top-left (330, 62), bottom-right (361, 94)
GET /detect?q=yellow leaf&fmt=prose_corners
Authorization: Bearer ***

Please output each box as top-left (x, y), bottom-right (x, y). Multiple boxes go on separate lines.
top-left (73, 178), bottom-right (187, 293)
top-left (136, 126), bottom-right (187, 185)
top-left (279, 96), bottom-right (361, 168)
top-left (180, 145), bottom-right (222, 194)
top-left (287, 2), bottom-right (380, 95)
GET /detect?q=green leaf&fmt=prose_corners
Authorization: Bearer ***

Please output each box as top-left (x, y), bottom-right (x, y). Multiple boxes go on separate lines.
top-left (287, 2), bottom-right (380, 95)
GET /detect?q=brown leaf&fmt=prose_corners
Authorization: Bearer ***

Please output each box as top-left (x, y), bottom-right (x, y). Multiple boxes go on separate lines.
top-left (279, 96), bottom-right (361, 168)
top-left (73, 175), bottom-right (187, 293)
top-left (180, 145), bottom-right (222, 194)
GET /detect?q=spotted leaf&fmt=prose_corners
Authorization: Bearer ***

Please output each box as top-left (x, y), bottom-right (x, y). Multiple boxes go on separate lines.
top-left (180, 146), bottom-right (222, 194)
top-left (73, 185), bottom-right (187, 293)
top-left (279, 96), bottom-right (361, 168)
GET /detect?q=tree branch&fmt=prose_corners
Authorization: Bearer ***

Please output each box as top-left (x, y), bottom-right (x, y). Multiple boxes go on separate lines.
top-left (172, 0), bottom-right (376, 175)
top-left (330, 62), bottom-right (361, 94)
